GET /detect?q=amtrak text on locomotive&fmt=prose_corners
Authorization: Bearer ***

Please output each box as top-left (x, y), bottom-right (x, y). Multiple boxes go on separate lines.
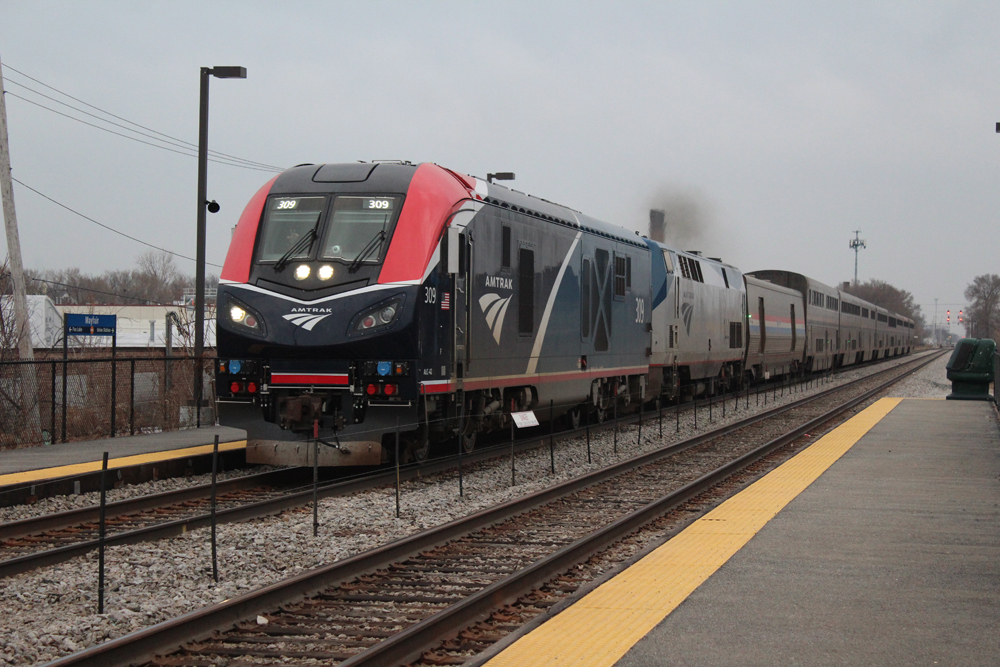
top-left (485, 276), bottom-right (513, 290)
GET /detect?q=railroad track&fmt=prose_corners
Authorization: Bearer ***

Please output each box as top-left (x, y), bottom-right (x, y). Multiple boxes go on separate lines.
top-left (0, 467), bottom-right (313, 577)
top-left (1, 352), bottom-right (935, 581)
top-left (42, 350), bottom-right (945, 667)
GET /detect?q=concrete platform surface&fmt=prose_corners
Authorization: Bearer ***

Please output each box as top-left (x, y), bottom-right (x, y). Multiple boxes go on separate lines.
top-left (0, 426), bottom-right (246, 476)
top-left (617, 399), bottom-right (1000, 666)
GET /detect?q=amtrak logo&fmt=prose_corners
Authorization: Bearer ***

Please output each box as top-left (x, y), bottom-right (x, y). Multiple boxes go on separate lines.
top-left (680, 302), bottom-right (694, 336)
top-left (283, 312), bottom-right (331, 331)
top-left (479, 293), bottom-right (512, 344)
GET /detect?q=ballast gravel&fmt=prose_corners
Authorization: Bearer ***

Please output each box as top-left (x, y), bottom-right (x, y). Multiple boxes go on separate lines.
top-left (0, 352), bottom-right (955, 666)
top-left (0, 465), bottom-right (283, 525)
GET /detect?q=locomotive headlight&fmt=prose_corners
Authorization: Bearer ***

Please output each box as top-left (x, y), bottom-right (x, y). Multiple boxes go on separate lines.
top-left (350, 295), bottom-right (405, 335)
top-left (318, 265), bottom-right (334, 281)
top-left (224, 296), bottom-right (266, 336)
top-left (294, 265), bottom-right (311, 281)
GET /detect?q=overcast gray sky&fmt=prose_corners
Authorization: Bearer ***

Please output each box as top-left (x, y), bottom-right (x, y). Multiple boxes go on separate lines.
top-left (2, 1), bottom-right (998, 327)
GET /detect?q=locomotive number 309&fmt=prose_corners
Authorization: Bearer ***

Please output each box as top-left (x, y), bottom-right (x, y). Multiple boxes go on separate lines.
top-left (635, 297), bottom-right (645, 323)
top-left (424, 286), bottom-right (437, 304)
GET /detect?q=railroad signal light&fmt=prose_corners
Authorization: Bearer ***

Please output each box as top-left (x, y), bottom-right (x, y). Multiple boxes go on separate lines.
top-left (947, 310), bottom-right (951, 324)
top-left (959, 310), bottom-right (963, 324)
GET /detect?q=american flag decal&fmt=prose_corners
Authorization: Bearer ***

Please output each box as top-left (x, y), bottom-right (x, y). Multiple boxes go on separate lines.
top-left (441, 292), bottom-right (451, 310)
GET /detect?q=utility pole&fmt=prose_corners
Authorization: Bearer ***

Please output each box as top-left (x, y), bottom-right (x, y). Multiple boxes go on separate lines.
top-left (848, 230), bottom-right (866, 285)
top-left (0, 57), bottom-right (42, 443)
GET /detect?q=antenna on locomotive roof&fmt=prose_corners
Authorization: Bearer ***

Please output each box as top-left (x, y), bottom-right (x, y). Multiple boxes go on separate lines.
top-left (487, 172), bottom-right (515, 184)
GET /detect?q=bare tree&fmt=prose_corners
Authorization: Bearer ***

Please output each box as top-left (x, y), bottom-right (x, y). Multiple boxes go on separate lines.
top-left (133, 250), bottom-right (184, 304)
top-left (26, 251), bottom-right (200, 306)
top-left (0, 258), bottom-right (44, 446)
top-left (135, 250), bottom-right (179, 284)
top-left (964, 274), bottom-right (1000, 340)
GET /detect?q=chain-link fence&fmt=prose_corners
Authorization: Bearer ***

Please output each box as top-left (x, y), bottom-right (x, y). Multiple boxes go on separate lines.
top-left (0, 354), bottom-right (217, 449)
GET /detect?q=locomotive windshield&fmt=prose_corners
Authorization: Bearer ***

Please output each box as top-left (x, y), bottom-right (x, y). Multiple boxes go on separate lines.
top-left (257, 196), bottom-right (325, 262)
top-left (321, 196), bottom-right (400, 263)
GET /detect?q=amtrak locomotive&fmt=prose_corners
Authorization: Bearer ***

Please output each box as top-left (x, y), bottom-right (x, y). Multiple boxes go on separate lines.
top-left (215, 162), bottom-right (913, 466)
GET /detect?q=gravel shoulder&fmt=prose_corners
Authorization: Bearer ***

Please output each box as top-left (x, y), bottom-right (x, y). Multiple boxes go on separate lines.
top-left (0, 352), bottom-right (952, 666)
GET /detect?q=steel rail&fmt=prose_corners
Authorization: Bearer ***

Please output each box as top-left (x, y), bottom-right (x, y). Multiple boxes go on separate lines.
top-left (40, 351), bottom-right (942, 667)
top-left (335, 349), bottom-right (943, 666)
top-left (0, 467), bottom-right (306, 541)
top-left (0, 432), bottom-right (579, 578)
top-left (3, 352), bottom-right (939, 580)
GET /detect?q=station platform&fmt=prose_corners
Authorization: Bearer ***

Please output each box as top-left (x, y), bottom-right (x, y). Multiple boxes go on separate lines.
top-left (484, 397), bottom-right (1000, 666)
top-left (0, 426), bottom-right (246, 489)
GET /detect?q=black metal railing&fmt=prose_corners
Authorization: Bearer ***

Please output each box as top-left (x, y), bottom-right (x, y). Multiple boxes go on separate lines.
top-left (0, 354), bottom-right (216, 448)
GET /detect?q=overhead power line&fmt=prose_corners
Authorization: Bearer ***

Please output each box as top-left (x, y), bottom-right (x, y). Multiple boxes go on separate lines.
top-left (5, 64), bottom-right (279, 167)
top-left (1, 64), bottom-right (284, 172)
top-left (25, 276), bottom-right (163, 305)
top-left (12, 177), bottom-right (223, 268)
top-left (4, 80), bottom-right (279, 170)
top-left (5, 92), bottom-right (279, 173)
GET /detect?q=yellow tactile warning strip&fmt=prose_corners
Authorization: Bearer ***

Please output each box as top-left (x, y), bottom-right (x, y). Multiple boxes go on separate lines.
top-left (0, 440), bottom-right (247, 487)
top-left (484, 397), bottom-right (904, 667)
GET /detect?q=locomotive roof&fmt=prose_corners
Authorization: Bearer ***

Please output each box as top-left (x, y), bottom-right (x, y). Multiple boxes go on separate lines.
top-left (748, 269), bottom-right (912, 324)
top-left (646, 239), bottom-right (742, 272)
top-left (270, 162), bottom-right (420, 195)
top-left (476, 180), bottom-right (646, 249)
top-left (273, 162), bottom-right (647, 249)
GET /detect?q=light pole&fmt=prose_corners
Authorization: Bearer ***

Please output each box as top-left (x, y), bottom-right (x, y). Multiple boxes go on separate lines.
top-left (195, 66), bottom-right (246, 424)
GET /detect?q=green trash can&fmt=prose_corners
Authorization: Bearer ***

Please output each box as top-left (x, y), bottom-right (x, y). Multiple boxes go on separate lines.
top-left (945, 338), bottom-right (996, 401)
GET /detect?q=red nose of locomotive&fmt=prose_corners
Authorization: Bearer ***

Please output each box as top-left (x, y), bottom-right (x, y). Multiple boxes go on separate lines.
top-left (215, 162), bottom-right (477, 467)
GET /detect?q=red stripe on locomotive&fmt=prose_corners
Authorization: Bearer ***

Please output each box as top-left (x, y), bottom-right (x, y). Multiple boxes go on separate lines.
top-left (271, 373), bottom-right (349, 386)
top-left (377, 163), bottom-right (472, 284)
top-left (221, 176), bottom-right (279, 283)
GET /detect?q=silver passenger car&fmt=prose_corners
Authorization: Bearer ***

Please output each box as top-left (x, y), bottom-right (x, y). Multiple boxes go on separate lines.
top-left (746, 271), bottom-right (842, 372)
top-left (744, 276), bottom-right (805, 379)
top-left (746, 270), bottom-right (911, 372)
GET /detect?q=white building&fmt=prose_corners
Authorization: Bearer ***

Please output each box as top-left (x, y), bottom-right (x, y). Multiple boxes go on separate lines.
top-left (1, 294), bottom-right (62, 349)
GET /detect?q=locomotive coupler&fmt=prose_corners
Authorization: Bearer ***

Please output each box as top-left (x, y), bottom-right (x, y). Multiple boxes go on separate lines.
top-left (279, 394), bottom-right (324, 431)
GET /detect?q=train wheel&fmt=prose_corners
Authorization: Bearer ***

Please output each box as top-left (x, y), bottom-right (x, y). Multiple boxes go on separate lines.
top-left (569, 408), bottom-right (582, 430)
top-left (595, 406), bottom-right (606, 424)
top-left (462, 430), bottom-right (477, 454)
top-left (403, 436), bottom-right (430, 463)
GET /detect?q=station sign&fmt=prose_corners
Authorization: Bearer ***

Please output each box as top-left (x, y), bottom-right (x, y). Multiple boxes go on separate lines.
top-left (66, 313), bottom-right (117, 336)
top-left (511, 411), bottom-right (539, 428)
